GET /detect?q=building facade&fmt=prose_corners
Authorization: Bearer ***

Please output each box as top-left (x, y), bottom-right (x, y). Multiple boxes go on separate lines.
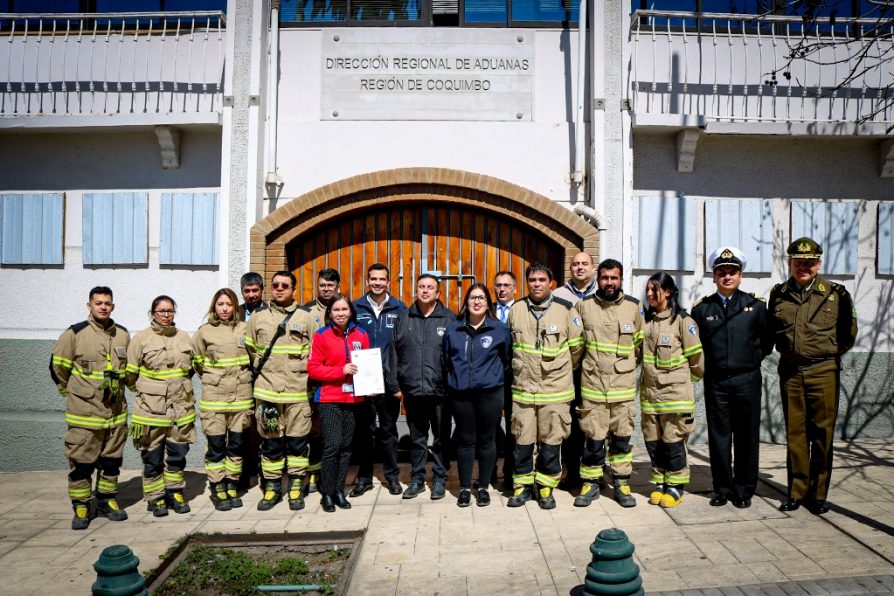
top-left (1, 0), bottom-right (891, 471)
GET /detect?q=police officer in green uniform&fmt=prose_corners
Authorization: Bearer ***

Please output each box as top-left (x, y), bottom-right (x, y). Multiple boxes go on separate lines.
top-left (692, 247), bottom-right (773, 509)
top-left (769, 237), bottom-right (858, 515)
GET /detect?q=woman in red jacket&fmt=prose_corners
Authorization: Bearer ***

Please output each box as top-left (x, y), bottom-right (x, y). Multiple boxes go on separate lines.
top-left (307, 293), bottom-right (369, 512)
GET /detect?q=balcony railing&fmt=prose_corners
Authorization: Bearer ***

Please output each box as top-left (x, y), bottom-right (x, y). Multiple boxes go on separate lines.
top-left (0, 11), bottom-right (225, 121)
top-left (629, 10), bottom-right (894, 130)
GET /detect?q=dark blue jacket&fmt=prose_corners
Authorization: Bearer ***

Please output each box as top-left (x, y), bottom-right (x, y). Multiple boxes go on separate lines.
top-left (352, 293), bottom-right (408, 365)
top-left (385, 301), bottom-right (456, 397)
top-left (443, 315), bottom-right (511, 392)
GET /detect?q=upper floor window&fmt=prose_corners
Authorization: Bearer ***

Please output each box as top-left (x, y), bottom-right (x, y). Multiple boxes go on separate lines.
top-left (280, 0), bottom-right (578, 26)
top-left (2, 0), bottom-right (227, 12)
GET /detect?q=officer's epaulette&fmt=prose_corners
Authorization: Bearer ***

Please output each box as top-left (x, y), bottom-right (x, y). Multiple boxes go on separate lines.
top-left (552, 295), bottom-right (573, 310)
top-left (114, 323), bottom-right (128, 333)
top-left (770, 282), bottom-right (786, 296)
top-left (623, 295), bottom-right (640, 305)
top-left (69, 321), bottom-right (90, 333)
top-left (748, 292), bottom-right (766, 303)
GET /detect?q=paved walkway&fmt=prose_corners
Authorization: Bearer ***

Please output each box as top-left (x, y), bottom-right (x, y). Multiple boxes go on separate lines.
top-left (0, 439), bottom-right (892, 595)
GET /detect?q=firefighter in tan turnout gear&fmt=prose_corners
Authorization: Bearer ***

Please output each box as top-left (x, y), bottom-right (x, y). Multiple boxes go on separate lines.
top-left (572, 259), bottom-right (643, 508)
top-left (126, 295), bottom-right (196, 517)
top-left (51, 286), bottom-right (130, 530)
top-left (246, 270), bottom-right (316, 511)
top-left (507, 262), bottom-right (584, 509)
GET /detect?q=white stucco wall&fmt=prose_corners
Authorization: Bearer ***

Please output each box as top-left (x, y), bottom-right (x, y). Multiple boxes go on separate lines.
top-left (270, 27), bottom-right (584, 208)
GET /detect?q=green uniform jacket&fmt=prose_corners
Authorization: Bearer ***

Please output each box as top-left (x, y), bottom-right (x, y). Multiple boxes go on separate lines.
top-left (768, 275), bottom-right (857, 364)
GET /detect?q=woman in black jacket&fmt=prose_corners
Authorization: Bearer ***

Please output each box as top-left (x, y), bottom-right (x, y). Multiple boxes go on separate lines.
top-left (443, 283), bottom-right (512, 507)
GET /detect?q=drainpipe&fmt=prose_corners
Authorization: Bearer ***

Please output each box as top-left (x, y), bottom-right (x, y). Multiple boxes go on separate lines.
top-left (265, 1), bottom-right (283, 191)
top-left (572, 0), bottom-right (588, 189)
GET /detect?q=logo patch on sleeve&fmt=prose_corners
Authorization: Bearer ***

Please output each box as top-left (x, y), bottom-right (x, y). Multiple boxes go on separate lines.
top-left (688, 324), bottom-right (698, 336)
top-left (571, 315), bottom-right (581, 327)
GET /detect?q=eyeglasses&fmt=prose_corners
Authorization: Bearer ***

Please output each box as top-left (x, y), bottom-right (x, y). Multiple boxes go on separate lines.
top-left (469, 295), bottom-right (488, 302)
top-left (271, 282), bottom-right (292, 290)
top-left (154, 310), bottom-right (175, 315)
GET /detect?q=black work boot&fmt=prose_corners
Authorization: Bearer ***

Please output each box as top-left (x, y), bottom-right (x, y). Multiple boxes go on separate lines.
top-left (149, 497), bottom-right (168, 517)
top-left (537, 486), bottom-right (556, 510)
top-left (96, 496), bottom-right (129, 521)
top-left (573, 482), bottom-right (601, 507)
top-left (507, 485), bottom-right (533, 507)
top-left (226, 480), bottom-right (243, 508)
top-left (288, 476), bottom-right (305, 511)
top-left (257, 480), bottom-right (283, 511)
top-left (166, 490), bottom-right (191, 514)
top-left (210, 482), bottom-right (232, 511)
top-left (613, 478), bottom-right (637, 508)
top-left (71, 501), bottom-right (92, 530)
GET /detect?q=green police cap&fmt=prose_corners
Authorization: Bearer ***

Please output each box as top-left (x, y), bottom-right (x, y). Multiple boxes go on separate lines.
top-left (787, 237), bottom-right (823, 259)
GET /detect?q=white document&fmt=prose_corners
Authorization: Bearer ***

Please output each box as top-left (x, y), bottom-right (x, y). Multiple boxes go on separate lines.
top-left (350, 348), bottom-right (385, 397)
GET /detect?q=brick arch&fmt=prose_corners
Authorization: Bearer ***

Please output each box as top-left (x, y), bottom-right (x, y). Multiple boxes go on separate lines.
top-left (249, 168), bottom-right (599, 283)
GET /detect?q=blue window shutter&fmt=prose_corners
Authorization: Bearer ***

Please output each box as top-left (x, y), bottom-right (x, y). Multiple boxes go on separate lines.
top-left (635, 195), bottom-right (695, 271)
top-left (791, 200), bottom-right (858, 275)
top-left (878, 203), bottom-right (894, 275)
top-left (160, 192), bottom-right (219, 265)
top-left (704, 199), bottom-right (773, 273)
top-left (0, 193), bottom-right (64, 265)
top-left (82, 193), bottom-right (148, 265)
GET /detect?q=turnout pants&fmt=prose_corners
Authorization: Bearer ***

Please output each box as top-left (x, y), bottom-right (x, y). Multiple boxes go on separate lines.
top-left (779, 360), bottom-right (840, 501)
top-left (256, 401), bottom-right (312, 482)
top-left (704, 369), bottom-right (762, 500)
top-left (133, 422), bottom-right (196, 502)
top-left (65, 424), bottom-right (127, 503)
top-left (200, 409), bottom-right (252, 484)
top-left (577, 400), bottom-right (636, 481)
top-left (642, 412), bottom-right (694, 486)
top-left (511, 401), bottom-right (571, 489)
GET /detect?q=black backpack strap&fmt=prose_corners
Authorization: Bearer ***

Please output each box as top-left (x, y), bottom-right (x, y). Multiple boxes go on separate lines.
top-left (252, 308), bottom-right (297, 383)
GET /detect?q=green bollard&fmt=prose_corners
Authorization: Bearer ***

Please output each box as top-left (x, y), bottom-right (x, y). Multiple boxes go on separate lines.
top-left (583, 528), bottom-right (644, 596)
top-left (91, 544), bottom-right (148, 596)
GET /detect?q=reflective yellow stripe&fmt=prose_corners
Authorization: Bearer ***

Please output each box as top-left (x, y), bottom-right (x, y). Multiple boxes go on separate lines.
top-left (512, 472), bottom-right (535, 486)
top-left (143, 478), bottom-right (165, 495)
top-left (643, 353), bottom-right (689, 368)
top-left (262, 459), bottom-right (285, 472)
top-left (641, 400), bottom-right (694, 414)
top-left (176, 412), bottom-right (196, 426)
top-left (131, 414), bottom-right (173, 428)
top-left (581, 386), bottom-right (636, 402)
top-left (586, 341), bottom-right (635, 356)
top-left (68, 487), bottom-right (92, 499)
top-left (666, 473), bottom-right (690, 484)
top-left (580, 465), bottom-right (604, 480)
top-left (511, 388), bottom-right (575, 404)
top-left (650, 471), bottom-right (665, 484)
top-left (608, 453), bottom-right (633, 464)
top-left (307, 462), bottom-right (321, 473)
top-left (248, 341), bottom-right (309, 356)
top-left (224, 460), bottom-right (243, 474)
top-left (65, 412), bottom-right (128, 429)
top-left (164, 471), bottom-right (184, 483)
top-left (567, 336), bottom-right (584, 347)
top-left (205, 461), bottom-right (226, 471)
top-left (253, 387), bottom-right (308, 402)
top-left (199, 399), bottom-right (254, 412)
top-left (53, 355), bottom-right (73, 368)
top-left (193, 355), bottom-right (250, 368)
top-left (286, 456), bottom-right (308, 468)
top-left (682, 344), bottom-right (703, 357)
top-left (512, 341), bottom-right (570, 357)
top-left (134, 366), bottom-right (189, 380)
top-left (534, 472), bottom-right (559, 487)
top-left (97, 479), bottom-right (117, 493)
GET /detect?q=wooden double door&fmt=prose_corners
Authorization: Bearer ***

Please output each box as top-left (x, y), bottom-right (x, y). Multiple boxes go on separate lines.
top-left (289, 205), bottom-right (564, 313)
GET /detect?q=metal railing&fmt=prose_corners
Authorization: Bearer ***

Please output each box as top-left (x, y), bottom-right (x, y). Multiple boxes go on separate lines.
top-left (0, 11), bottom-right (225, 119)
top-left (629, 9), bottom-right (894, 127)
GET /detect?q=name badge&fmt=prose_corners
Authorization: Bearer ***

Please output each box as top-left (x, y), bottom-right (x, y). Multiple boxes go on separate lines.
top-left (114, 347), bottom-right (127, 358)
top-left (659, 335), bottom-right (672, 346)
top-left (342, 383), bottom-right (354, 393)
top-left (548, 324), bottom-right (558, 333)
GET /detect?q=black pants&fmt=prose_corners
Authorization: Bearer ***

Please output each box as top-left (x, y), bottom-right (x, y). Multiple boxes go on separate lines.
top-left (561, 368), bottom-right (584, 481)
top-left (452, 386), bottom-right (503, 489)
top-left (319, 403), bottom-right (357, 496)
top-left (499, 384), bottom-right (515, 479)
top-left (404, 394), bottom-right (449, 483)
top-left (705, 369), bottom-right (762, 500)
top-left (354, 393), bottom-right (400, 482)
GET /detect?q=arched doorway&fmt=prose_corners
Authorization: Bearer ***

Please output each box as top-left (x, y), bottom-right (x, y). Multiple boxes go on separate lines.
top-left (290, 204), bottom-right (564, 312)
top-left (249, 168), bottom-right (599, 310)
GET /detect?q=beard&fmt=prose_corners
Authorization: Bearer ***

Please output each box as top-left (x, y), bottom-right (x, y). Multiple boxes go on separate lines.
top-left (597, 287), bottom-right (620, 302)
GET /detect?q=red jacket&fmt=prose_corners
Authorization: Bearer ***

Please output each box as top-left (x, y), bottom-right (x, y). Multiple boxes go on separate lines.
top-left (308, 322), bottom-right (369, 404)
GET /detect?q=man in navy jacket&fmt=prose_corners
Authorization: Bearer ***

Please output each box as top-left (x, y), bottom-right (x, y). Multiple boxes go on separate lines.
top-left (350, 263), bottom-right (408, 497)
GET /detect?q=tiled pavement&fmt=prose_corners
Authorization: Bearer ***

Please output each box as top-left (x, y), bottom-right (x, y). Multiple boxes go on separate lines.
top-left (0, 439), bottom-right (892, 595)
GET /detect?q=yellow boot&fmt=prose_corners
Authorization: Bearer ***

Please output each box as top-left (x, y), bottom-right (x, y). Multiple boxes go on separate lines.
top-left (659, 485), bottom-right (684, 508)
